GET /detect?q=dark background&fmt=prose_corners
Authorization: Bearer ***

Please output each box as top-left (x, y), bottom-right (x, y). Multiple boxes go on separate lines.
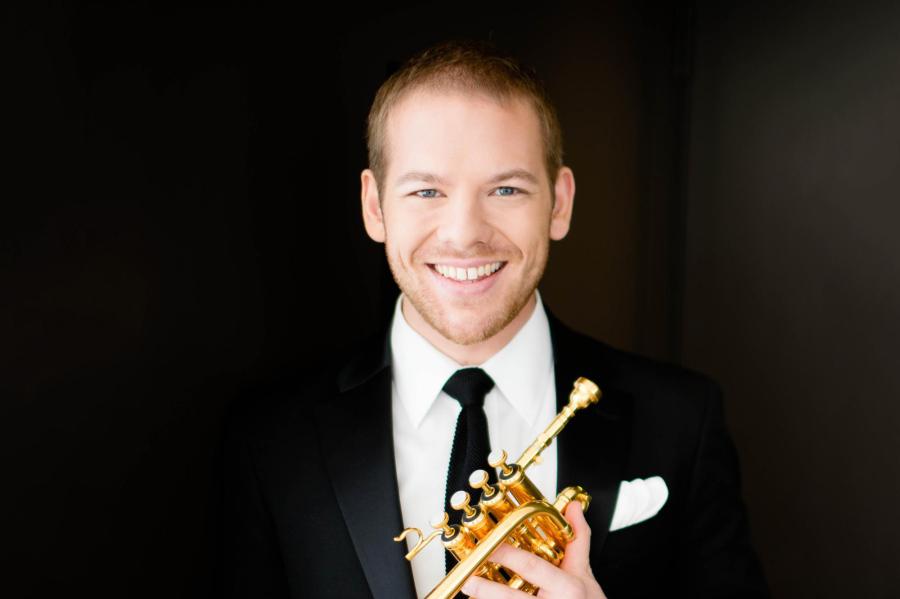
top-left (3, 1), bottom-right (898, 597)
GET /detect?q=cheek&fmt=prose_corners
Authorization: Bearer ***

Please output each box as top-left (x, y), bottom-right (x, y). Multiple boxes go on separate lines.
top-left (506, 222), bottom-right (549, 260)
top-left (385, 202), bottom-right (432, 240)
top-left (384, 223), bottom-right (429, 264)
top-left (489, 204), bottom-right (551, 250)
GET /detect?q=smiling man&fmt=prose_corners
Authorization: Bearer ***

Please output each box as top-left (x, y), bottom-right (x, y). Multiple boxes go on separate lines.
top-left (219, 39), bottom-right (769, 599)
top-left (360, 85), bottom-right (570, 364)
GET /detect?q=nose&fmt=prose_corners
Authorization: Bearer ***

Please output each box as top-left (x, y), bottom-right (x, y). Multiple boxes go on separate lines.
top-left (435, 192), bottom-right (492, 250)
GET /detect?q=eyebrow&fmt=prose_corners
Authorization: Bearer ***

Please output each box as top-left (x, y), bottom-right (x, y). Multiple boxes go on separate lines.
top-left (394, 168), bottom-right (540, 187)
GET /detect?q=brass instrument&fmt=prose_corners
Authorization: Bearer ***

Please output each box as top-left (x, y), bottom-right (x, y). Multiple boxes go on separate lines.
top-left (393, 377), bottom-right (601, 599)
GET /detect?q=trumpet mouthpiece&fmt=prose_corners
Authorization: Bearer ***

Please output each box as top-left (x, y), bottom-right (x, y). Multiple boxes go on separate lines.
top-left (570, 377), bottom-right (601, 410)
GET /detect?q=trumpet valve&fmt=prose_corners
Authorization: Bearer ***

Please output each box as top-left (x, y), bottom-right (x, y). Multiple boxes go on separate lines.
top-left (488, 449), bottom-right (514, 476)
top-left (468, 469), bottom-right (497, 499)
top-left (450, 490), bottom-right (477, 519)
top-left (429, 510), bottom-right (477, 563)
top-left (428, 511), bottom-right (455, 536)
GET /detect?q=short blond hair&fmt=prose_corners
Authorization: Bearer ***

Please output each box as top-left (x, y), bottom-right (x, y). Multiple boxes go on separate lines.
top-left (365, 39), bottom-right (564, 198)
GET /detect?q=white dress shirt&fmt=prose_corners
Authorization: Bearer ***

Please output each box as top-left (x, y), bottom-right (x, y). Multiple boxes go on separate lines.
top-left (390, 289), bottom-right (558, 599)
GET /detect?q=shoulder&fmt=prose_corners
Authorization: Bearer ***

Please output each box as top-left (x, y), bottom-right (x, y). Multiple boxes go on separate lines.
top-left (222, 317), bottom-right (393, 445)
top-left (550, 313), bottom-right (722, 425)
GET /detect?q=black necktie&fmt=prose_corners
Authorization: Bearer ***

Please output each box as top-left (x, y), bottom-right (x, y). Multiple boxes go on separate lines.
top-left (442, 367), bottom-right (496, 575)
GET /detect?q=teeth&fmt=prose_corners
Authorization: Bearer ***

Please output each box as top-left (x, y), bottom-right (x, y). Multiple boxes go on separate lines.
top-left (434, 261), bottom-right (503, 282)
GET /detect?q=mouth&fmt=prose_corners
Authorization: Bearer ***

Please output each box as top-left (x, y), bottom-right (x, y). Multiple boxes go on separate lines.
top-left (427, 261), bottom-right (508, 283)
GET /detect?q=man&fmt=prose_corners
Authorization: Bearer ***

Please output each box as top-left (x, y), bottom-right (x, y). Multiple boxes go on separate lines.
top-left (218, 39), bottom-right (769, 598)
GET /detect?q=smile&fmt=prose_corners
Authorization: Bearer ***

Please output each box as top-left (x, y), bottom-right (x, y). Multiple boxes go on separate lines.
top-left (429, 261), bottom-right (506, 282)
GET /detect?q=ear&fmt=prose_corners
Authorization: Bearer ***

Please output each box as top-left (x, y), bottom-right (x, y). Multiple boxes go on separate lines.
top-left (549, 166), bottom-right (575, 240)
top-left (360, 168), bottom-right (386, 243)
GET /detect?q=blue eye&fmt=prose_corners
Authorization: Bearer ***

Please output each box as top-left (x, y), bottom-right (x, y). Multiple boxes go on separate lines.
top-left (413, 187), bottom-right (522, 198)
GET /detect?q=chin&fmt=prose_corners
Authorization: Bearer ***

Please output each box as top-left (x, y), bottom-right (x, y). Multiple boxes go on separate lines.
top-left (434, 310), bottom-right (512, 346)
top-left (439, 325), bottom-right (493, 346)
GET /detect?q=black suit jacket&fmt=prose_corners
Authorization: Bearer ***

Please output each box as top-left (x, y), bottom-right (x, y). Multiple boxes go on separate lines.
top-left (216, 305), bottom-right (769, 598)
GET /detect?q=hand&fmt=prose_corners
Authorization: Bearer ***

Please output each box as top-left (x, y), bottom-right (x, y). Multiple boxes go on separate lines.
top-left (460, 501), bottom-right (607, 598)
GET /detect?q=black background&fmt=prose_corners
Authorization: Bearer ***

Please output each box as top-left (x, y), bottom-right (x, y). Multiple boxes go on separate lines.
top-left (4, 1), bottom-right (899, 597)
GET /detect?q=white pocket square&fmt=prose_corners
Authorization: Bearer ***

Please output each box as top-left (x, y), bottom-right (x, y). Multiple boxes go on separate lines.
top-left (608, 476), bottom-right (669, 531)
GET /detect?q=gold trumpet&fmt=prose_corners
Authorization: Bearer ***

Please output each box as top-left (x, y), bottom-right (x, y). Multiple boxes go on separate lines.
top-left (393, 376), bottom-right (602, 598)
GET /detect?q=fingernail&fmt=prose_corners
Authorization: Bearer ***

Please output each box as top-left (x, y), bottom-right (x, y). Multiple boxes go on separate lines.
top-left (461, 580), bottom-right (475, 594)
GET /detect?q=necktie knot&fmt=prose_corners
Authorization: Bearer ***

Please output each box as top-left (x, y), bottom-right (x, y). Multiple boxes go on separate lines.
top-left (442, 367), bottom-right (495, 407)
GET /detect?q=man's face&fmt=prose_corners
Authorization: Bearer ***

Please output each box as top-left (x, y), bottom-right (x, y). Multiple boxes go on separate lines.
top-left (361, 89), bottom-right (574, 346)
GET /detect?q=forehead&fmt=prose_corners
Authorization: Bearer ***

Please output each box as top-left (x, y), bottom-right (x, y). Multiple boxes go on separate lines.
top-left (384, 88), bottom-right (545, 186)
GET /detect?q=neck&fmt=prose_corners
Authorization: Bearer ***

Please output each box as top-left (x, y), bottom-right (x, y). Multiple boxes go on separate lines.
top-left (401, 292), bottom-right (537, 366)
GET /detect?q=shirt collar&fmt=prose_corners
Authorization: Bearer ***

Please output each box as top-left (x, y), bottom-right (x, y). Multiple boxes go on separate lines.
top-left (390, 289), bottom-right (554, 430)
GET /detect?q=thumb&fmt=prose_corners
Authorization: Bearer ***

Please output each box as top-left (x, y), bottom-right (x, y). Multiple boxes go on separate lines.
top-left (560, 500), bottom-right (593, 574)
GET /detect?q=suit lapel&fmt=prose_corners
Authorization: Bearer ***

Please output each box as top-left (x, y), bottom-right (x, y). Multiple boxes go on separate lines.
top-left (547, 306), bottom-right (633, 553)
top-left (314, 323), bottom-right (417, 599)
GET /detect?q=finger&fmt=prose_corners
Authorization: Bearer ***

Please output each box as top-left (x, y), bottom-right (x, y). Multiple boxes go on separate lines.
top-left (486, 542), bottom-right (573, 591)
top-left (461, 573), bottom-right (533, 598)
top-left (561, 501), bottom-right (592, 572)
